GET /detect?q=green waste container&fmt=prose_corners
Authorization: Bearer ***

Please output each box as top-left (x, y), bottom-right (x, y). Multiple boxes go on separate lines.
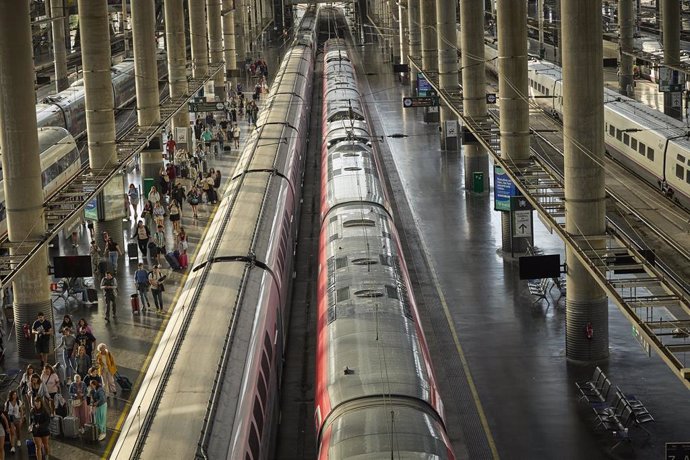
top-left (143, 178), bottom-right (155, 198)
top-left (472, 172), bottom-right (484, 193)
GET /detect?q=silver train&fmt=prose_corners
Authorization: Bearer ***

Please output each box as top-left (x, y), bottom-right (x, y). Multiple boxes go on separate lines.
top-left (315, 38), bottom-right (454, 459)
top-left (36, 55), bottom-right (167, 138)
top-left (0, 127), bottom-right (80, 234)
top-left (110, 8), bottom-right (317, 460)
top-left (486, 45), bottom-right (690, 209)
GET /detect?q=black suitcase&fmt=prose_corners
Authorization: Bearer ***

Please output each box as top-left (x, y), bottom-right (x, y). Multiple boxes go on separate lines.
top-left (86, 288), bottom-right (98, 303)
top-left (127, 242), bottom-right (138, 260)
top-left (165, 251), bottom-right (181, 271)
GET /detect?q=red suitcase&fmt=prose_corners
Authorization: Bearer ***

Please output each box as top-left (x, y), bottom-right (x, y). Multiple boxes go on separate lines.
top-left (130, 294), bottom-right (140, 314)
top-left (178, 252), bottom-right (188, 268)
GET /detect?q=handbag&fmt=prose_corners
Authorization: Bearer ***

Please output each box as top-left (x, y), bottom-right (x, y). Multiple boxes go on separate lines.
top-left (72, 398), bottom-right (82, 407)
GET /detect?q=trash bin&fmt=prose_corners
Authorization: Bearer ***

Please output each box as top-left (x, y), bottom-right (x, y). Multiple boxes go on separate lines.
top-left (143, 178), bottom-right (155, 198)
top-left (472, 172), bottom-right (484, 193)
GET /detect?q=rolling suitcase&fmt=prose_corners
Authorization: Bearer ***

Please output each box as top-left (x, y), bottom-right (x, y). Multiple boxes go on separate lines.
top-left (115, 372), bottom-right (133, 391)
top-left (127, 242), bottom-right (139, 260)
top-left (62, 415), bottom-right (80, 439)
top-left (26, 439), bottom-right (37, 458)
top-left (130, 294), bottom-right (140, 314)
top-left (178, 252), bottom-right (188, 269)
top-left (49, 415), bottom-right (62, 437)
top-left (165, 251), bottom-right (181, 271)
top-left (83, 422), bottom-right (98, 443)
top-left (86, 288), bottom-right (98, 303)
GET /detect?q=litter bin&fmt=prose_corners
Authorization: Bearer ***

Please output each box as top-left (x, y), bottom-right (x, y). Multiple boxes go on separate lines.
top-left (143, 178), bottom-right (155, 198)
top-left (472, 172), bottom-right (484, 193)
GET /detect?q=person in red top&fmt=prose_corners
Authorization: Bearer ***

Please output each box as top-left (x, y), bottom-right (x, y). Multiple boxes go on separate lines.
top-left (165, 137), bottom-right (176, 157)
top-left (166, 163), bottom-right (176, 187)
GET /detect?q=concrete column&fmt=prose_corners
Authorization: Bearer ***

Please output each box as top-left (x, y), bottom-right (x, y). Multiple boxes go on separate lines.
top-left (538, 0), bottom-right (545, 56)
top-left (50, 0), bottom-right (69, 92)
top-left (132, 0), bottom-right (163, 180)
top-left (662, 0), bottom-right (682, 119)
top-left (207, 0), bottom-right (225, 99)
top-left (235, 0), bottom-right (248, 70)
top-left (122, 0), bottom-right (130, 59)
top-left (497, 0), bottom-right (531, 253)
top-left (562, 0), bottom-right (608, 362)
top-left (165, 0), bottom-right (190, 135)
top-left (420, 0), bottom-right (437, 72)
top-left (436, 0), bottom-right (459, 149)
top-left (460, 0), bottom-right (489, 191)
top-left (389, 0), bottom-right (401, 63)
top-left (189, 0), bottom-right (209, 79)
top-left (222, 0), bottom-right (237, 90)
top-left (238, 0), bottom-right (250, 61)
top-left (618, 0), bottom-right (634, 96)
top-left (399, 1), bottom-right (409, 65)
top-left (408, 0), bottom-right (421, 92)
top-left (0, 1), bottom-right (52, 359)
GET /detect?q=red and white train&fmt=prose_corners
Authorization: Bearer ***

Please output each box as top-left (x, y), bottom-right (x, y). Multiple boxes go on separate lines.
top-left (315, 37), bottom-right (454, 459)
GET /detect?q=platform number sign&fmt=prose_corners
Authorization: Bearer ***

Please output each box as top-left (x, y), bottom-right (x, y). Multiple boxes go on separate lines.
top-left (666, 442), bottom-right (690, 460)
top-left (486, 93), bottom-right (497, 104)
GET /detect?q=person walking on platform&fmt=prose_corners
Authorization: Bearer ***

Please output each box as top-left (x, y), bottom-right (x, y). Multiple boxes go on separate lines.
top-left (147, 185), bottom-right (161, 206)
top-left (100, 272), bottom-right (118, 322)
top-left (89, 240), bottom-right (101, 278)
top-left (32, 312), bottom-right (52, 367)
top-left (134, 263), bottom-right (151, 311)
top-left (54, 327), bottom-right (76, 384)
top-left (95, 344), bottom-right (117, 398)
top-left (169, 200), bottom-right (182, 234)
top-left (187, 187), bottom-right (201, 219)
top-left (141, 200), bottom-right (154, 231)
top-left (232, 123), bottom-right (240, 149)
top-left (89, 380), bottom-right (107, 441)
top-left (133, 220), bottom-right (151, 257)
top-left (29, 398), bottom-right (51, 459)
top-left (40, 365), bottom-right (60, 416)
top-left (74, 345), bottom-right (91, 380)
top-left (148, 265), bottom-right (165, 313)
top-left (103, 237), bottom-right (123, 276)
top-left (69, 374), bottom-right (89, 428)
top-left (153, 225), bottom-right (166, 265)
top-left (127, 184), bottom-right (139, 220)
top-left (5, 390), bottom-right (23, 453)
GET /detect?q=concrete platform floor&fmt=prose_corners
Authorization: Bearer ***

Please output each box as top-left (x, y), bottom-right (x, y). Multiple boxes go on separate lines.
top-left (356, 40), bottom-right (690, 459)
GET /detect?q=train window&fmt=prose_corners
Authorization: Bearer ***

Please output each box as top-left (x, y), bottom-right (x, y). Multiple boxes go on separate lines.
top-left (253, 397), bottom-right (264, 437)
top-left (647, 147), bottom-right (654, 161)
top-left (332, 169), bottom-right (342, 176)
top-left (261, 353), bottom-right (270, 385)
top-left (257, 372), bottom-right (267, 409)
top-left (343, 218), bottom-right (375, 227)
top-left (327, 305), bottom-right (336, 323)
top-left (328, 233), bottom-right (339, 242)
top-left (545, 88), bottom-right (550, 97)
top-left (354, 289), bottom-right (383, 298)
top-left (608, 125), bottom-right (615, 136)
top-left (381, 231), bottom-right (392, 240)
top-left (687, 171), bottom-right (690, 184)
top-left (638, 142), bottom-right (646, 155)
top-left (623, 133), bottom-right (630, 146)
top-left (264, 332), bottom-right (273, 362)
top-left (616, 129), bottom-right (623, 142)
top-left (329, 215), bottom-right (338, 224)
top-left (631, 138), bottom-right (637, 150)
top-left (678, 154), bottom-right (686, 163)
top-left (379, 254), bottom-right (394, 266)
top-left (337, 287), bottom-right (350, 302)
top-left (335, 257), bottom-right (348, 269)
top-left (386, 285), bottom-right (399, 300)
top-left (248, 424), bottom-right (260, 460)
top-left (677, 164), bottom-right (685, 179)
top-left (344, 166), bottom-right (362, 172)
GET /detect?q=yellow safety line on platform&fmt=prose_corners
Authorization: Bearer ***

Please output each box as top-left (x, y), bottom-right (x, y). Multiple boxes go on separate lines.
top-left (101, 203), bottom-right (222, 459)
top-left (418, 234), bottom-right (500, 459)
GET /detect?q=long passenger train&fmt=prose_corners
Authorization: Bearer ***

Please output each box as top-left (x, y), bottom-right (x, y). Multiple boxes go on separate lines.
top-left (0, 127), bottom-right (80, 234)
top-left (110, 8), bottom-right (317, 460)
top-left (485, 45), bottom-right (690, 209)
top-left (315, 37), bottom-right (454, 458)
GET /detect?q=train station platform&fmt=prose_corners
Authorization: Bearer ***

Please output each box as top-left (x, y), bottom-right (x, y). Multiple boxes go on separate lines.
top-left (349, 40), bottom-right (690, 459)
top-left (0, 42), bottom-right (283, 459)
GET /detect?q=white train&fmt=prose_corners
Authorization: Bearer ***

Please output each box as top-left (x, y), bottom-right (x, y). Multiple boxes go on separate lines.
top-left (0, 127), bottom-right (81, 234)
top-left (109, 7), bottom-right (318, 460)
top-left (485, 45), bottom-right (690, 209)
top-left (316, 36), bottom-right (453, 459)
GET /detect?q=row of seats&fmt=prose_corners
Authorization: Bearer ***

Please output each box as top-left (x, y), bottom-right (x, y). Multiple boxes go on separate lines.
top-left (576, 367), bottom-right (655, 451)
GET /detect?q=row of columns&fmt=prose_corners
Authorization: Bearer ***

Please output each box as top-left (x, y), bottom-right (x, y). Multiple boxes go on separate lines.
top-left (0, 0), bottom-right (257, 358)
top-left (392, 0), bottom-right (609, 362)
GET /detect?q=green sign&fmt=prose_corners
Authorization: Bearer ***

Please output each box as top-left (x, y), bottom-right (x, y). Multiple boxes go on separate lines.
top-left (402, 96), bottom-right (440, 108)
top-left (188, 101), bottom-right (226, 113)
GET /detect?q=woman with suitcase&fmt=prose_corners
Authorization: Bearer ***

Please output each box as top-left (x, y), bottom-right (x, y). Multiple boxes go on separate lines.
top-left (95, 344), bottom-right (117, 398)
top-left (89, 380), bottom-right (107, 441)
top-left (69, 375), bottom-right (89, 428)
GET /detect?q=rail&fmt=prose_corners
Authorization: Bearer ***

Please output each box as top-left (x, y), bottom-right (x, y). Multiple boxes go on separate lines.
top-left (0, 64), bottom-right (224, 289)
top-left (408, 57), bottom-right (690, 389)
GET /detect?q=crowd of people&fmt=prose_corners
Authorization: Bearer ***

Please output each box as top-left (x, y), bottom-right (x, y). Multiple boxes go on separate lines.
top-left (5, 313), bottom-right (117, 457)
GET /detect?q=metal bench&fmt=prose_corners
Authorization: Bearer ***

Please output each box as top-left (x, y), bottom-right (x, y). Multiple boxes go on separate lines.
top-left (528, 278), bottom-right (551, 304)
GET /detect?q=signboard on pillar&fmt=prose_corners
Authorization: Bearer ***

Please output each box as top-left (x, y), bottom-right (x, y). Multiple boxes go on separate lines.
top-left (658, 67), bottom-right (685, 92)
top-left (445, 120), bottom-right (457, 138)
top-left (512, 210), bottom-right (533, 238)
top-left (417, 72), bottom-right (432, 96)
top-left (494, 165), bottom-right (517, 211)
top-left (175, 127), bottom-right (188, 145)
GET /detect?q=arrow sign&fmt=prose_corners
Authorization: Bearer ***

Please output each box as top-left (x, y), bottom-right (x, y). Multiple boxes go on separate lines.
top-left (513, 210), bottom-right (533, 237)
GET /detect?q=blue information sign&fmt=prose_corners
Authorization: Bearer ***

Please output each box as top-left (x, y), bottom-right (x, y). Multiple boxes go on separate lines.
top-left (417, 72), bottom-right (432, 96)
top-left (494, 165), bottom-right (517, 211)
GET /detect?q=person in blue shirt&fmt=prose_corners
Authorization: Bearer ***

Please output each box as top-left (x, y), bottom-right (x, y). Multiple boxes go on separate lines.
top-left (133, 263), bottom-right (151, 312)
